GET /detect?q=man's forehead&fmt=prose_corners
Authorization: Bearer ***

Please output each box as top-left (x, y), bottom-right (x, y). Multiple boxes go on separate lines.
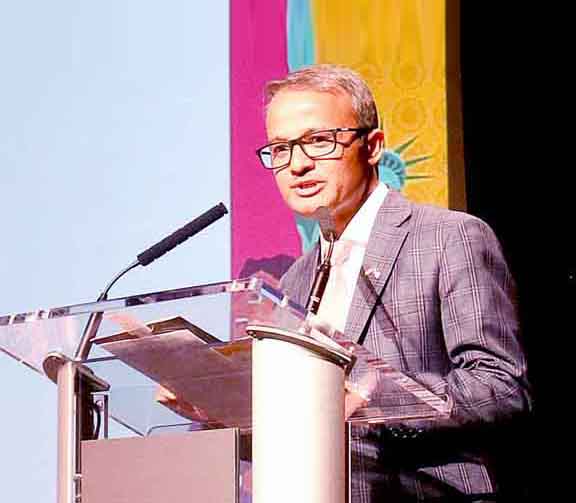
top-left (265, 88), bottom-right (355, 141)
top-left (266, 87), bottom-right (352, 114)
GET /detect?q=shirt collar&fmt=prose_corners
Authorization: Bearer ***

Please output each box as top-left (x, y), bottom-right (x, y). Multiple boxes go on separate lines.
top-left (320, 182), bottom-right (389, 251)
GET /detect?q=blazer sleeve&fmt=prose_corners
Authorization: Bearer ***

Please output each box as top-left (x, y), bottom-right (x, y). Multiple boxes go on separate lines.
top-left (425, 215), bottom-right (532, 425)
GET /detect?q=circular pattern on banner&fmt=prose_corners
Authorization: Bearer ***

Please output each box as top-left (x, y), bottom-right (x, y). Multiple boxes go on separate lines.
top-left (391, 61), bottom-right (426, 90)
top-left (391, 97), bottom-right (427, 132)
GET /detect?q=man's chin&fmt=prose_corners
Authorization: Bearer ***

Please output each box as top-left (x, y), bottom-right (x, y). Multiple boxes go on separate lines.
top-left (292, 204), bottom-right (325, 220)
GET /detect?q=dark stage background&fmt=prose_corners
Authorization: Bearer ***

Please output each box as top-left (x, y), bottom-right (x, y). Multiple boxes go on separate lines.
top-left (461, 3), bottom-right (570, 499)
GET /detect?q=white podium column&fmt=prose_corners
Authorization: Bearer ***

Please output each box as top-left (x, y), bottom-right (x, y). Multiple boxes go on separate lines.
top-left (56, 360), bottom-right (78, 503)
top-left (252, 334), bottom-right (346, 503)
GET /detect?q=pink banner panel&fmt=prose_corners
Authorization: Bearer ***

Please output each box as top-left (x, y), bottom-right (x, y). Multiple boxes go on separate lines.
top-left (230, 0), bottom-right (301, 279)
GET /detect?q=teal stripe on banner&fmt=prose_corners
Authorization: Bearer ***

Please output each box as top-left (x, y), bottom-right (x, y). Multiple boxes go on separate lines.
top-left (287, 0), bottom-right (319, 252)
top-left (287, 0), bottom-right (315, 71)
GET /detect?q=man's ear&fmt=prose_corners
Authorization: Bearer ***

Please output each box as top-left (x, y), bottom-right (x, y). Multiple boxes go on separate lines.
top-left (365, 129), bottom-right (385, 167)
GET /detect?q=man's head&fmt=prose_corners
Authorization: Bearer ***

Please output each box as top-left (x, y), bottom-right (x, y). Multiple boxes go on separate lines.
top-left (259, 64), bottom-right (385, 236)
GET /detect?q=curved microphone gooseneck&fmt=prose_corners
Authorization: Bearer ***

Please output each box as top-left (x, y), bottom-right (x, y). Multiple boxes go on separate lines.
top-left (74, 202), bottom-right (228, 361)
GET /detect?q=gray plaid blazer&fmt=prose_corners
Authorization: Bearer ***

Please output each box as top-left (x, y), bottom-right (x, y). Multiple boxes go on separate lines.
top-left (280, 190), bottom-right (531, 502)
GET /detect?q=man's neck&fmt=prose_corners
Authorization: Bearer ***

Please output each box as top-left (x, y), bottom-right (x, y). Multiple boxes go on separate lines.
top-left (319, 183), bottom-right (389, 256)
top-left (334, 175), bottom-right (379, 237)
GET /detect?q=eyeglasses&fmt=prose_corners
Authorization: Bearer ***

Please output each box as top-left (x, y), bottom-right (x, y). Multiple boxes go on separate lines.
top-left (256, 127), bottom-right (371, 170)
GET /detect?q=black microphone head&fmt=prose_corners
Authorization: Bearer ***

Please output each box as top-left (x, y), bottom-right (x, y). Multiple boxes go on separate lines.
top-left (314, 207), bottom-right (337, 242)
top-left (136, 202), bottom-right (228, 266)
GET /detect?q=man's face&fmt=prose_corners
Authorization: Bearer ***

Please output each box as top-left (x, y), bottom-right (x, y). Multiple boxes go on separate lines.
top-left (266, 89), bottom-right (379, 234)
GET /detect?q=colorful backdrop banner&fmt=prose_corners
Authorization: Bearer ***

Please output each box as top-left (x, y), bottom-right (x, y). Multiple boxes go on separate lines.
top-left (230, 0), bottom-right (464, 279)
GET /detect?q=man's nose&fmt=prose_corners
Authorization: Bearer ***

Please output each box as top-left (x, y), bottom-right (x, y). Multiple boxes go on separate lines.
top-left (289, 143), bottom-right (314, 174)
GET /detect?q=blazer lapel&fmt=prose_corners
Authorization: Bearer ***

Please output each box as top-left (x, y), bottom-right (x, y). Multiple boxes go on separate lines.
top-left (344, 190), bottom-right (412, 344)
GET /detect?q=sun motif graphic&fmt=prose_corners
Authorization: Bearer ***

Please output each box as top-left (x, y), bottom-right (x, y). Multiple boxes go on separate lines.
top-left (296, 137), bottom-right (431, 253)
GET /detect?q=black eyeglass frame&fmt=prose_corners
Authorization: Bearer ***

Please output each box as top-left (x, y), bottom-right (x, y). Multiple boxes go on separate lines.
top-left (256, 127), bottom-right (372, 170)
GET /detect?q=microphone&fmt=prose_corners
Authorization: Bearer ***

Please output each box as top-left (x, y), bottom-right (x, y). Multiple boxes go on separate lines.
top-left (137, 202), bottom-right (228, 266)
top-left (74, 202), bottom-right (228, 360)
top-left (306, 207), bottom-right (337, 315)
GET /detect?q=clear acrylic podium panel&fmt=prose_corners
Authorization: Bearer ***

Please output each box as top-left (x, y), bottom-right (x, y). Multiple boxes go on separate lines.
top-left (0, 277), bottom-right (452, 438)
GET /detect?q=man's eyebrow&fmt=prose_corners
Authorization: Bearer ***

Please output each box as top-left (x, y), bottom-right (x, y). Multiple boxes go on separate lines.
top-left (268, 127), bottom-right (320, 143)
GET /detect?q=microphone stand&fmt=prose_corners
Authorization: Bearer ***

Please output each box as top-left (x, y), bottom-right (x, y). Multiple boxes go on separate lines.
top-left (74, 260), bottom-right (139, 361)
top-left (52, 202), bottom-right (227, 503)
top-left (74, 202), bottom-right (227, 361)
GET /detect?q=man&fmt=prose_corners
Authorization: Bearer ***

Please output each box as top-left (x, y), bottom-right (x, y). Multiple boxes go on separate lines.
top-left (256, 64), bottom-right (531, 502)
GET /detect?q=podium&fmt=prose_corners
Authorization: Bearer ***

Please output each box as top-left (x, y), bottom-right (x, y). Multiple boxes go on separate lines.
top-left (0, 277), bottom-right (452, 503)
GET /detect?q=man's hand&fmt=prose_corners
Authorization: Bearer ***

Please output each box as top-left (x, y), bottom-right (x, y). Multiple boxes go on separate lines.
top-left (345, 389), bottom-right (369, 419)
top-left (344, 372), bottom-right (378, 419)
